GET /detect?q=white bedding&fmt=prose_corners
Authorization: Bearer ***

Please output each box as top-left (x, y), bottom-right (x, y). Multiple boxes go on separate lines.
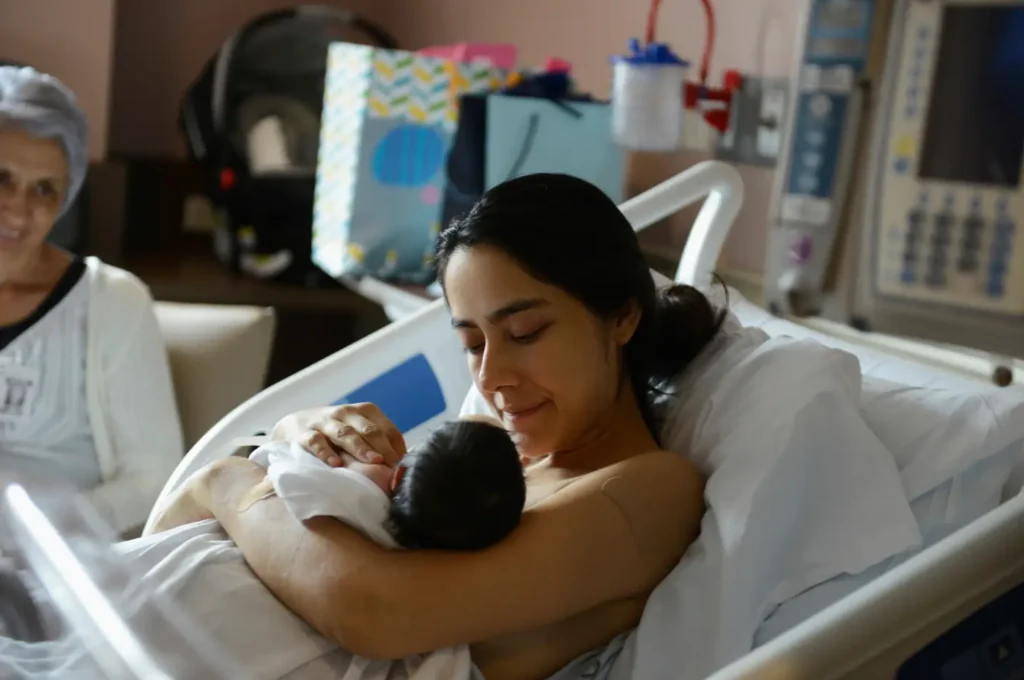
top-left (628, 299), bottom-right (1024, 679)
top-left (620, 319), bottom-right (924, 679)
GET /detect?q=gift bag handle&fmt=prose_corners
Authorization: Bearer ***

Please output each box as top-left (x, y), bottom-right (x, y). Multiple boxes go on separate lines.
top-left (504, 99), bottom-right (584, 181)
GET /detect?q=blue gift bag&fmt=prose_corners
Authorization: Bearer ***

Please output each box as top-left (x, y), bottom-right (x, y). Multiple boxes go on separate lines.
top-left (484, 95), bottom-right (625, 203)
top-left (312, 44), bottom-right (506, 284)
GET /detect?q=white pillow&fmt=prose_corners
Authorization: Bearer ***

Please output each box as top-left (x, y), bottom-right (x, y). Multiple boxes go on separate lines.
top-left (755, 378), bottom-right (1024, 647)
top-left (625, 321), bottom-right (922, 679)
top-left (860, 377), bottom-right (1024, 503)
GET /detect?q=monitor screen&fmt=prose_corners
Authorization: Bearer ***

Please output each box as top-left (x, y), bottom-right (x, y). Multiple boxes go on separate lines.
top-left (918, 6), bottom-right (1024, 188)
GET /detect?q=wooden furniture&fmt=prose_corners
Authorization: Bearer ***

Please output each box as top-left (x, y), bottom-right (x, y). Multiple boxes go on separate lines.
top-left (126, 241), bottom-right (389, 386)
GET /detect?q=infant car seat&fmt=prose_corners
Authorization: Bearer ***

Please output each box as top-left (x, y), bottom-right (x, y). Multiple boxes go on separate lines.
top-left (179, 5), bottom-right (398, 287)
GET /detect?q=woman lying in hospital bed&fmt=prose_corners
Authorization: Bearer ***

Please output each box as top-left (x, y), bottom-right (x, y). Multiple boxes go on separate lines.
top-left (127, 174), bottom-right (1024, 679)
top-left (152, 173), bottom-right (717, 680)
top-left (161, 172), bottom-right (1024, 680)
top-left (7, 171), bottom-right (1024, 679)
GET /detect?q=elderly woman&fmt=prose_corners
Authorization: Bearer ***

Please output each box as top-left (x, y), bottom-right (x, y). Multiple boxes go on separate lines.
top-left (0, 66), bottom-right (183, 535)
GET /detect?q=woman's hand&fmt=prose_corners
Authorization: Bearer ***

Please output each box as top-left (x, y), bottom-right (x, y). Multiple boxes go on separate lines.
top-left (271, 403), bottom-right (407, 468)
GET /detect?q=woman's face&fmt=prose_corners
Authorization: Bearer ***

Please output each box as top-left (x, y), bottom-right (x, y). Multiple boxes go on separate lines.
top-left (0, 127), bottom-right (68, 270)
top-left (445, 245), bottom-right (638, 458)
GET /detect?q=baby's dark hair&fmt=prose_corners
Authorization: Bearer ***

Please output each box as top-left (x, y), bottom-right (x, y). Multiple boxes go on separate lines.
top-left (386, 420), bottom-right (525, 550)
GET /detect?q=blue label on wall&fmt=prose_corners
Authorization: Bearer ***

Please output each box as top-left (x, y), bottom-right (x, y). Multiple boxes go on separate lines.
top-left (332, 353), bottom-right (447, 434)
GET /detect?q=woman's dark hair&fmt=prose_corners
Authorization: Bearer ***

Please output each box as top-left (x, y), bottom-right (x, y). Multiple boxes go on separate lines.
top-left (386, 420), bottom-right (525, 550)
top-left (434, 173), bottom-right (726, 438)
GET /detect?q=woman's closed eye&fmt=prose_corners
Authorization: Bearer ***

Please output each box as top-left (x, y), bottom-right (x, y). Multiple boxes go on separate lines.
top-left (460, 323), bottom-right (550, 355)
top-left (460, 330), bottom-right (486, 356)
top-left (511, 324), bottom-right (549, 344)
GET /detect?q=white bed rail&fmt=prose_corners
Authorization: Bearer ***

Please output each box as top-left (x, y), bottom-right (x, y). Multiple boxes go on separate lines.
top-left (620, 160), bottom-right (743, 288)
top-left (144, 161), bottom-right (745, 531)
top-left (710, 490), bottom-right (1024, 679)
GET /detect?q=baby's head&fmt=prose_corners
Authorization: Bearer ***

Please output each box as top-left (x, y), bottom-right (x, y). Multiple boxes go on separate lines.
top-left (385, 419), bottom-right (524, 550)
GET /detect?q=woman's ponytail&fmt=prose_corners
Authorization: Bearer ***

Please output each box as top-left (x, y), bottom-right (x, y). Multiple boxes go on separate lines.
top-left (648, 282), bottom-right (728, 382)
top-left (626, 280), bottom-right (727, 393)
top-left (624, 280), bottom-right (727, 439)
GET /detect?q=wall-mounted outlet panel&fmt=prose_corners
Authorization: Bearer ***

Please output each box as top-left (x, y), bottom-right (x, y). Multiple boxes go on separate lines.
top-left (716, 76), bottom-right (790, 168)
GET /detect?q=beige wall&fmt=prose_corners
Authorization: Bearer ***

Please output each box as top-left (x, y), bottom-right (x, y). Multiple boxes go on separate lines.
top-left (108, 0), bottom-right (392, 158)
top-left (0, 0), bottom-right (117, 161)
top-left (386, 0), bottom-right (806, 274)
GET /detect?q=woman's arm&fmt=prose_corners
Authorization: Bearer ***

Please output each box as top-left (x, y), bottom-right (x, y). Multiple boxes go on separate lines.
top-left (144, 470), bottom-right (215, 535)
top-left (86, 285), bottom-right (185, 536)
top-left (202, 450), bottom-right (704, 659)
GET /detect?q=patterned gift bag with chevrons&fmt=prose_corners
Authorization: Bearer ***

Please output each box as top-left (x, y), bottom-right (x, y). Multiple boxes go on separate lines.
top-left (312, 44), bottom-right (507, 284)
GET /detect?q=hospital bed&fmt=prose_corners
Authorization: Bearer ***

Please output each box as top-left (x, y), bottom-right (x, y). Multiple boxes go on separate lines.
top-left (145, 160), bottom-right (1024, 679)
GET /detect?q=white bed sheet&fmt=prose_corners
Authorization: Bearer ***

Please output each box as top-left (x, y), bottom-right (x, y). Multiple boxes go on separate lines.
top-left (637, 291), bottom-right (1024, 677)
top-left (727, 293), bottom-right (980, 390)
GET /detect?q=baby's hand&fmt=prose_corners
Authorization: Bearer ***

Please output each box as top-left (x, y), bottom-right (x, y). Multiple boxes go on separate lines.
top-left (347, 461), bottom-right (394, 494)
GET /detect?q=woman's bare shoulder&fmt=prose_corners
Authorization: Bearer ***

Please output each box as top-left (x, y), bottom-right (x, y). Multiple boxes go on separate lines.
top-left (587, 449), bottom-right (704, 495)
top-left (577, 451), bottom-right (705, 564)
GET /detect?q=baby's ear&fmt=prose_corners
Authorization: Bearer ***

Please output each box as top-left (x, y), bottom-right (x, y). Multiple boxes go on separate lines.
top-left (390, 465), bottom-right (406, 493)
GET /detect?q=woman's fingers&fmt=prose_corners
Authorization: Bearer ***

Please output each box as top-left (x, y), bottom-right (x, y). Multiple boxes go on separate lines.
top-left (345, 413), bottom-right (404, 465)
top-left (300, 430), bottom-right (343, 467)
top-left (350, 402), bottom-right (408, 463)
top-left (337, 452), bottom-right (361, 468)
top-left (290, 403), bottom-right (407, 466)
top-left (318, 417), bottom-right (386, 465)
top-left (319, 404), bottom-right (406, 466)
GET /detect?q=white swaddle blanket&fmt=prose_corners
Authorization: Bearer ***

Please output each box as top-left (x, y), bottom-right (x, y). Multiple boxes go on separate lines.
top-left (248, 440), bottom-right (400, 547)
top-left (0, 442), bottom-right (472, 680)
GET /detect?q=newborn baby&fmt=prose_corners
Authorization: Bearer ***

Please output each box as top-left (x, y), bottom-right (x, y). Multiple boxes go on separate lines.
top-left (250, 418), bottom-right (526, 551)
top-left (0, 420), bottom-right (527, 680)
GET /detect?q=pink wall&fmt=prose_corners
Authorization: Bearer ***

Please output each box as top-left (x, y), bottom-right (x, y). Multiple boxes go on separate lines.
top-left (108, 0), bottom-right (392, 158)
top-left (387, 0), bottom-right (806, 274)
top-left (0, 0), bottom-right (117, 161)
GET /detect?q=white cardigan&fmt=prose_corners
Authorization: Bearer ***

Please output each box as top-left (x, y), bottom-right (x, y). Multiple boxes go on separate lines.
top-left (83, 257), bottom-right (184, 534)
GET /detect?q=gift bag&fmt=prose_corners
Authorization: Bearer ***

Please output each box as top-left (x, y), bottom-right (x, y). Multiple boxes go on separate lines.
top-left (442, 90), bottom-right (625, 228)
top-left (312, 43), bottom-right (507, 284)
top-left (487, 95), bottom-right (624, 200)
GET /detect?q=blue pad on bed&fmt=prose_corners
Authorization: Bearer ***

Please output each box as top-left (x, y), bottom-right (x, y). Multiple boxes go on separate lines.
top-left (332, 353), bottom-right (447, 433)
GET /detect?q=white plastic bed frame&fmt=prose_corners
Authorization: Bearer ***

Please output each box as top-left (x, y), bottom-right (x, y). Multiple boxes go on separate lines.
top-left (145, 160), bottom-right (1024, 679)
